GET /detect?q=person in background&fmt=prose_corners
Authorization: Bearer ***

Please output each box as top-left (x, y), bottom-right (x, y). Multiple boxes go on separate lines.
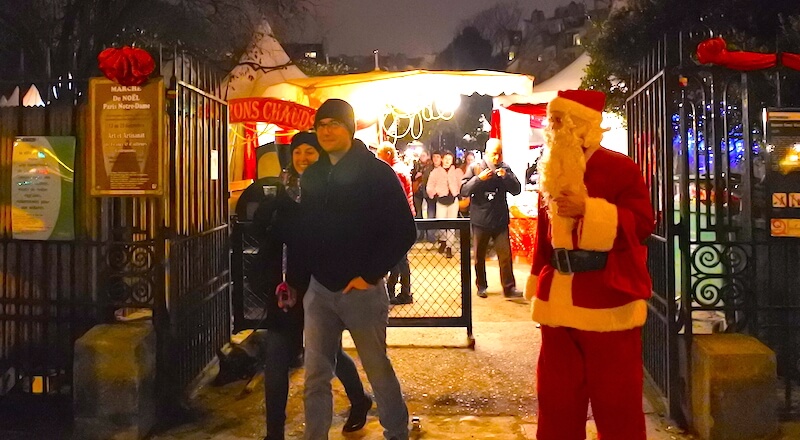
top-left (426, 151), bottom-right (464, 258)
top-left (301, 99), bottom-right (415, 440)
top-left (458, 151), bottom-right (476, 217)
top-left (460, 151), bottom-right (476, 174)
top-left (411, 149), bottom-right (435, 242)
top-left (260, 131), bottom-right (371, 440)
top-left (377, 142), bottom-right (416, 305)
top-left (460, 138), bottom-right (522, 298)
top-left (526, 89), bottom-right (653, 440)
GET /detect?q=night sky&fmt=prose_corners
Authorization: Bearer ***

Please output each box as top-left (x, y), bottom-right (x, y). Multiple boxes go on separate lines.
top-left (314, 0), bottom-right (578, 57)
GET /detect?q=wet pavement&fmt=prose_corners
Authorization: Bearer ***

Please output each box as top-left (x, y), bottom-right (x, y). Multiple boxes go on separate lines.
top-left (150, 260), bottom-right (698, 440)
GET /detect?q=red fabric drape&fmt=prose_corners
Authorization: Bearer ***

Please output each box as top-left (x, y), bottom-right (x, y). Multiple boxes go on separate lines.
top-left (242, 122), bottom-right (258, 180)
top-left (783, 53), bottom-right (800, 71)
top-left (696, 37), bottom-right (777, 71)
top-left (490, 109), bottom-right (501, 139)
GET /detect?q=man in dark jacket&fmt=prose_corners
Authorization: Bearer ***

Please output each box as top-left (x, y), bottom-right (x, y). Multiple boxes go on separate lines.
top-left (460, 138), bottom-right (523, 299)
top-left (300, 98), bottom-right (415, 440)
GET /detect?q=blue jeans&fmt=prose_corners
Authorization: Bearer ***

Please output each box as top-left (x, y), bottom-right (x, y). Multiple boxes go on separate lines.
top-left (303, 277), bottom-right (409, 440)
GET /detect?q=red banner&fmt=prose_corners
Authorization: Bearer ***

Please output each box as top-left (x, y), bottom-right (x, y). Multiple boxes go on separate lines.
top-left (229, 98), bottom-right (316, 129)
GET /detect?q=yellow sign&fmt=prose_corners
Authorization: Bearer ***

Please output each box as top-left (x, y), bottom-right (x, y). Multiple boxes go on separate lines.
top-left (772, 193), bottom-right (788, 208)
top-left (89, 77), bottom-right (165, 196)
top-left (770, 218), bottom-right (800, 237)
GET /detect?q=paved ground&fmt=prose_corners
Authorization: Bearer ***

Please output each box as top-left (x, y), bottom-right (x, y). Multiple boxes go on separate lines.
top-left (150, 259), bottom-right (697, 440)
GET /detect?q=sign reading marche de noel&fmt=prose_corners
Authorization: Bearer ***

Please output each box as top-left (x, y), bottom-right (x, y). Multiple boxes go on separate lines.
top-left (89, 77), bottom-right (165, 196)
top-left (11, 136), bottom-right (75, 240)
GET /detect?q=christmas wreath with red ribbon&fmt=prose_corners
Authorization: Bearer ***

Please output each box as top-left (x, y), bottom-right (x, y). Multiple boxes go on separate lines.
top-left (696, 37), bottom-right (800, 72)
top-left (97, 46), bottom-right (155, 86)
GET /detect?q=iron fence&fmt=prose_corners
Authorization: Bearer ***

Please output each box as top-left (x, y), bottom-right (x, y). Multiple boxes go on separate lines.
top-left (0, 47), bottom-right (230, 425)
top-left (631, 28), bottom-right (800, 423)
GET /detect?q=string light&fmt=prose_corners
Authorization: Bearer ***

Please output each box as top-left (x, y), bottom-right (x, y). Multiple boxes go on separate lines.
top-left (380, 96), bottom-right (460, 141)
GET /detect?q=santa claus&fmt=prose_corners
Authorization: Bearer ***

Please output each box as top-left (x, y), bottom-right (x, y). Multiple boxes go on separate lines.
top-left (525, 89), bottom-right (654, 440)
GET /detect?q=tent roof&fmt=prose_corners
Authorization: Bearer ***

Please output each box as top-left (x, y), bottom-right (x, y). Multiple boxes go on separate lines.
top-left (260, 69), bottom-right (535, 110)
top-left (223, 21), bottom-right (306, 100)
top-left (496, 52), bottom-right (590, 107)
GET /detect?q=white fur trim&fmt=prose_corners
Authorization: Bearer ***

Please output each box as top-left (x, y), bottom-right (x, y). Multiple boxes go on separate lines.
top-left (549, 211), bottom-right (576, 250)
top-left (532, 296), bottom-right (648, 332)
top-left (578, 197), bottom-right (618, 251)
top-left (524, 274), bottom-right (538, 300)
top-left (548, 96), bottom-right (603, 125)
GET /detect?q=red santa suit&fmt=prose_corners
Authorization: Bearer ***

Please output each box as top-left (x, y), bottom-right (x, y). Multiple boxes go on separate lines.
top-left (525, 90), bottom-right (654, 440)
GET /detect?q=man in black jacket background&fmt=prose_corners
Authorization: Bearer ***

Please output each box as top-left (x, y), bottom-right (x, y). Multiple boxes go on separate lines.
top-left (300, 99), bottom-right (415, 440)
top-left (460, 138), bottom-right (523, 299)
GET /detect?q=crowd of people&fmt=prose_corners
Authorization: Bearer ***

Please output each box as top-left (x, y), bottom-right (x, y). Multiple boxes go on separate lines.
top-left (250, 90), bottom-right (653, 440)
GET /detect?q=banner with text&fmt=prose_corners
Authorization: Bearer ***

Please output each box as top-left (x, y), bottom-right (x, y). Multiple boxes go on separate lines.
top-left (89, 77), bottom-right (165, 196)
top-left (229, 97), bottom-right (315, 130)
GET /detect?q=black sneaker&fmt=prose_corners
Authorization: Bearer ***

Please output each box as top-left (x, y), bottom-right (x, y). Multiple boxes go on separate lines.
top-left (343, 394), bottom-right (373, 432)
top-left (394, 293), bottom-right (413, 304)
top-left (477, 288), bottom-right (488, 298)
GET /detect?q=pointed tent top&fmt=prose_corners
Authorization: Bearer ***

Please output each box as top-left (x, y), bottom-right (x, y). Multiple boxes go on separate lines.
top-left (223, 20), bottom-right (307, 100)
top-left (5, 86), bottom-right (20, 106)
top-left (23, 84), bottom-right (44, 107)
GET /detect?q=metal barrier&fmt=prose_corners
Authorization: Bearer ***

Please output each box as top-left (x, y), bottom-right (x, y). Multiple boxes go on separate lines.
top-left (231, 218), bottom-right (474, 344)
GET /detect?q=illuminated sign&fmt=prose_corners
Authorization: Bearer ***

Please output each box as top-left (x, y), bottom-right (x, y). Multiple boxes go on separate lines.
top-left (229, 98), bottom-right (316, 129)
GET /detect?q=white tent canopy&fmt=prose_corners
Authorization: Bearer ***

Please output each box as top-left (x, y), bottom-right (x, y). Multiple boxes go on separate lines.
top-left (223, 21), bottom-right (307, 100)
top-left (495, 52), bottom-right (590, 107)
top-left (0, 85), bottom-right (45, 107)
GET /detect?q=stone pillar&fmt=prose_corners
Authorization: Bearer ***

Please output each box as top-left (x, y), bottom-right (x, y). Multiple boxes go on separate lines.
top-left (691, 334), bottom-right (778, 440)
top-left (74, 321), bottom-right (156, 440)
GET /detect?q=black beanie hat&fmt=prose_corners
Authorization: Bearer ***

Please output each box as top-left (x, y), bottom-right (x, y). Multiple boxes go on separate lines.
top-left (290, 131), bottom-right (322, 154)
top-left (314, 98), bottom-right (355, 135)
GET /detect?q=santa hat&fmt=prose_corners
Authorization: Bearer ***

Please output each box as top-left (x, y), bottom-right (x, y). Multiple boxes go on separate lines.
top-left (547, 89), bottom-right (605, 125)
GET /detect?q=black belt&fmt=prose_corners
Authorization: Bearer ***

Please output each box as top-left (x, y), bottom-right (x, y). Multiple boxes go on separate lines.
top-left (550, 249), bottom-right (608, 274)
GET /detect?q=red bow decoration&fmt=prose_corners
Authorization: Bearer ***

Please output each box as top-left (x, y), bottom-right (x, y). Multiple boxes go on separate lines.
top-left (696, 37), bottom-right (777, 71)
top-left (97, 46), bottom-right (155, 86)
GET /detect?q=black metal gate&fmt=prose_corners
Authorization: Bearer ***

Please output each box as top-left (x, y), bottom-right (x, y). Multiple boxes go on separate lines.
top-left (0, 47), bottom-right (230, 429)
top-left (630, 31), bottom-right (800, 424)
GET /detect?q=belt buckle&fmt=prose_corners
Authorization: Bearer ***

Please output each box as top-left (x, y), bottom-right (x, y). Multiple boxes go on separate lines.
top-left (553, 248), bottom-right (573, 275)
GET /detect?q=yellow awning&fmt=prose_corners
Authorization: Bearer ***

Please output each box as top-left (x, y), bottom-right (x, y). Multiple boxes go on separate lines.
top-left (260, 69), bottom-right (535, 118)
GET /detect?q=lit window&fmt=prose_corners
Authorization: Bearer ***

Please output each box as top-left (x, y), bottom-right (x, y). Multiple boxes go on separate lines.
top-left (508, 51), bottom-right (515, 61)
top-left (305, 51), bottom-right (317, 59)
top-left (573, 34), bottom-right (582, 46)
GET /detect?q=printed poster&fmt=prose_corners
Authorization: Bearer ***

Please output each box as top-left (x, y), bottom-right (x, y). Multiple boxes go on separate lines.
top-left (89, 77), bottom-right (165, 196)
top-left (11, 136), bottom-right (75, 240)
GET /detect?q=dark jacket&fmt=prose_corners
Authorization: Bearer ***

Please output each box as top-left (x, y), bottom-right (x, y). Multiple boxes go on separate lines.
top-left (301, 139), bottom-right (416, 291)
top-left (248, 178), bottom-right (304, 330)
top-left (460, 159), bottom-right (521, 231)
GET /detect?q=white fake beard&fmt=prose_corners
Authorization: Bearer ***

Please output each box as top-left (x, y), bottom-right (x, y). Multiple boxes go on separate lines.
top-left (538, 123), bottom-right (588, 248)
